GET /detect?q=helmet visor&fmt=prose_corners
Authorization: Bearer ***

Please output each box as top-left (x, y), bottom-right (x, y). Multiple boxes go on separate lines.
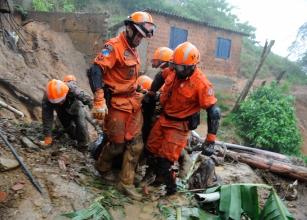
top-left (134, 22), bottom-right (156, 38)
top-left (169, 62), bottom-right (186, 72)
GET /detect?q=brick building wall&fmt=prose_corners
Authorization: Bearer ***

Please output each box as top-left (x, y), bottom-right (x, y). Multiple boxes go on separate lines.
top-left (144, 12), bottom-right (245, 77)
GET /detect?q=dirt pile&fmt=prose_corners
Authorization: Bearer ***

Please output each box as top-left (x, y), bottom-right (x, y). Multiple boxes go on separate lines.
top-left (0, 21), bottom-right (90, 119)
top-left (292, 85), bottom-right (307, 154)
top-left (0, 119), bottom-right (98, 219)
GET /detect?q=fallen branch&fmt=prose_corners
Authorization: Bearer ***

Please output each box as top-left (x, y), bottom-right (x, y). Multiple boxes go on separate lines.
top-left (0, 129), bottom-right (43, 194)
top-left (232, 40), bottom-right (275, 112)
top-left (0, 100), bottom-right (24, 117)
top-left (215, 141), bottom-right (290, 163)
top-left (226, 150), bottom-right (307, 182)
top-left (191, 131), bottom-right (290, 163)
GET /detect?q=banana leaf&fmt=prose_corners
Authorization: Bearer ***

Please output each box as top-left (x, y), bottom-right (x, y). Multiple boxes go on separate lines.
top-left (205, 183), bottom-right (292, 220)
top-left (159, 204), bottom-right (176, 220)
top-left (259, 189), bottom-right (294, 220)
top-left (62, 196), bottom-right (113, 220)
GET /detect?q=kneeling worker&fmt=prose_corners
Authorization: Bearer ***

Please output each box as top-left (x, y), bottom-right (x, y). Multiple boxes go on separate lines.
top-left (41, 77), bottom-right (92, 150)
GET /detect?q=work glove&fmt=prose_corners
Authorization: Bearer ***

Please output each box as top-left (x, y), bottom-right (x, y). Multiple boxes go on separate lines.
top-left (92, 89), bottom-right (108, 120)
top-left (142, 91), bottom-right (155, 104)
top-left (39, 136), bottom-right (52, 147)
top-left (201, 134), bottom-right (216, 156)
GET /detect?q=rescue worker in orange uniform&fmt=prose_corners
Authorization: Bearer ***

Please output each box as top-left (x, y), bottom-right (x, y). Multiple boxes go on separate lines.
top-left (41, 78), bottom-right (92, 149)
top-left (146, 42), bottom-right (221, 195)
top-left (141, 47), bottom-right (174, 144)
top-left (87, 11), bottom-right (156, 200)
top-left (151, 47), bottom-right (173, 69)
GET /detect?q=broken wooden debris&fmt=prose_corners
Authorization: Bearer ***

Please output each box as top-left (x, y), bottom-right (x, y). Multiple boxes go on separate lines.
top-left (0, 129), bottom-right (43, 194)
top-left (0, 100), bottom-right (24, 117)
top-left (226, 150), bottom-right (307, 182)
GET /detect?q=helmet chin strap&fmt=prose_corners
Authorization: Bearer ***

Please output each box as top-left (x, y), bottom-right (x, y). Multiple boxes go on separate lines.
top-left (176, 66), bottom-right (196, 79)
top-left (126, 25), bottom-right (139, 48)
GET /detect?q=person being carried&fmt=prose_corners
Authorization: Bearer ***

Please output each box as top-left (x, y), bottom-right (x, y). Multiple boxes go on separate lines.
top-left (87, 11), bottom-right (156, 201)
top-left (141, 47), bottom-right (174, 144)
top-left (145, 42), bottom-right (221, 195)
top-left (41, 76), bottom-right (92, 150)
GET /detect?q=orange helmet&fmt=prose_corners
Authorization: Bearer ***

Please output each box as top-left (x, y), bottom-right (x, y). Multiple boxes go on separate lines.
top-left (63, 74), bottom-right (76, 83)
top-left (46, 79), bottom-right (69, 104)
top-left (172, 42), bottom-right (200, 65)
top-left (125, 11), bottom-right (156, 38)
top-left (153, 47), bottom-right (173, 62)
top-left (137, 75), bottom-right (153, 91)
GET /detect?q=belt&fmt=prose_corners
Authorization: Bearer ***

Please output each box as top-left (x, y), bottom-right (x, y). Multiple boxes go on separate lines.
top-left (163, 113), bottom-right (188, 121)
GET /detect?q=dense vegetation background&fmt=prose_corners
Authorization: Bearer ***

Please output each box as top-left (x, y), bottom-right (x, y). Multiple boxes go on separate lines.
top-left (22, 0), bottom-right (307, 83)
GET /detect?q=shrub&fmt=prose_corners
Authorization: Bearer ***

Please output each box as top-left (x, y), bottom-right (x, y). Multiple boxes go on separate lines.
top-left (32, 0), bottom-right (53, 12)
top-left (235, 82), bottom-right (301, 155)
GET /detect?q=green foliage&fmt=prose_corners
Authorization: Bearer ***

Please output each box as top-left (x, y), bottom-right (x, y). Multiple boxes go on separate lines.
top-left (60, 0), bottom-right (75, 12)
top-left (206, 183), bottom-right (294, 220)
top-left (32, 0), bottom-right (75, 12)
top-left (32, 0), bottom-right (53, 12)
top-left (260, 188), bottom-right (294, 220)
top-left (62, 186), bottom-right (131, 220)
top-left (234, 82), bottom-right (302, 155)
top-left (159, 184), bottom-right (293, 220)
top-left (62, 198), bottom-right (112, 220)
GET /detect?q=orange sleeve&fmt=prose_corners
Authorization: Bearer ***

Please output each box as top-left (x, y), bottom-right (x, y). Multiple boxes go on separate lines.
top-left (198, 79), bottom-right (217, 109)
top-left (94, 44), bottom-right (117, 70)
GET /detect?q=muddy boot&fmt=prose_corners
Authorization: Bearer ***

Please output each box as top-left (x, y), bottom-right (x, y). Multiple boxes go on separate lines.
top-left (178, 149), bottom-right (192, 179)
top-left (119, 136), bottom-right (143, 201)
top-left (96, 142), bottom-right (125, 174)
top-left (117, 182), bottom-right (142, 201)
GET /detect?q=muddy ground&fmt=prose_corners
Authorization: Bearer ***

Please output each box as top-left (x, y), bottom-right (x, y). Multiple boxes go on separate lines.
top-left (1, 118), bottom-right (307, 220)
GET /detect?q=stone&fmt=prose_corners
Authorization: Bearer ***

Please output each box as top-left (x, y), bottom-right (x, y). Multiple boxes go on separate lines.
top-left (0, 157), bottom-right (19, 171)
top-left (20, 136), bottom-right (40, 152)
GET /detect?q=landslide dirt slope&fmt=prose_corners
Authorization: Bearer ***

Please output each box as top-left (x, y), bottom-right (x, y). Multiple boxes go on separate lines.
top-left (0, 21), bottom-right (91, 119)
top-left (293, 85), bottom-right (307, 155)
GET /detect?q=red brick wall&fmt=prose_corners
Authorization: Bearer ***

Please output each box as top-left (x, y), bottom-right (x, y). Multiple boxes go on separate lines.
top-left (146, 13), bottom-right (243, 77)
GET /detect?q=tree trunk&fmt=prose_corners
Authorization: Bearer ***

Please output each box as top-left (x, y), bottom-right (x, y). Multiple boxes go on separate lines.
top-left (215, 141), bottom-right (290, 163)
top-left (226, 150), bottom-right (307, 182)
top-left (232, 40), bottom-right (275, 112)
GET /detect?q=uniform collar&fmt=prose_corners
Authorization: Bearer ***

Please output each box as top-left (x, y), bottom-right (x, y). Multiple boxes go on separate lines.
top-left (119, 32), bottom-right (139, 59)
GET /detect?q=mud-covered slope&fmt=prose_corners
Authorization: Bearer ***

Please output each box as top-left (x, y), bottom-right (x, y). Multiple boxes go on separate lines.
top-left (0, 21), bottom-right (91, 119)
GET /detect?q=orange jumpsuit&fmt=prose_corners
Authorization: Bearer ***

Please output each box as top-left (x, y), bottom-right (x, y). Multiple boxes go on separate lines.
top-left (147, 67), bottom-right (217, 162)
top-left (94, 32), bottom-right (143, 144)
top-left (94, 32), bottom-right (144, 186)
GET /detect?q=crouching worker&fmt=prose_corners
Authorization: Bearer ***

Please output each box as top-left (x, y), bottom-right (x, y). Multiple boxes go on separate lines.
top-left (41, 78), bottom-right (92, 150)
top-left (145, 42), bottom-right (221, 195)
